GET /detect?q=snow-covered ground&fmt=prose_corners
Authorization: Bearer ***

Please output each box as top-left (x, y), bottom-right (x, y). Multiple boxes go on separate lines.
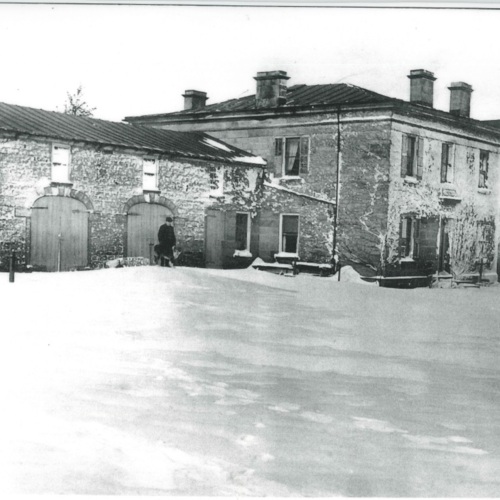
top-left (1, 266), bottom-right (499, 496)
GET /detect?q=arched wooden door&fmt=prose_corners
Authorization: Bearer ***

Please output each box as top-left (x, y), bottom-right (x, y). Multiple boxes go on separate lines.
top-left (31, 197), bottom-right (89, 271)
top-left (127, 203), bottom-right (173, 260)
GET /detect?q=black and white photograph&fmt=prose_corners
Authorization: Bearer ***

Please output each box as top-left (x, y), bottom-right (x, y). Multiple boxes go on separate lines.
top-left (1, 1), bottom-right (500, 496)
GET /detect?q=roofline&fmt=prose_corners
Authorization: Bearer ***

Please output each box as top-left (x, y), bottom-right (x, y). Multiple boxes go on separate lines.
top-left (0, 126), bottom-right (267, 167)
top-left (126, 99), bottom-right (500, 141)
top-left (124, 100), bottom-right (396, 123)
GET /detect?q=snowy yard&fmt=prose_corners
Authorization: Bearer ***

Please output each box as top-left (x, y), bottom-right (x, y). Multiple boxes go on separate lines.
top-left (1, 266), bottom-right (499, 496)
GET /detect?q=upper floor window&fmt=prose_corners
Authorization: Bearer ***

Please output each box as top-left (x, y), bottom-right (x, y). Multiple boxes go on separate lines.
top-left (51, 144), bottom-right (70, 183)
top-left (280, 214), bottom-right (299, 254)
top-left (235, 212), bottom-right (250, 252)
top-left (275, 136), bottom-right (309, 176)
top-left (401, 134), bottom-right (423, 179)
top-left (209, 166), bottom-right (224, 196)
top-left (479, 150), bottom-right (489, 188)
top-left (440, 143), bottom-right (454, 183)
top-left (143, 158), bottom-right (158, 191)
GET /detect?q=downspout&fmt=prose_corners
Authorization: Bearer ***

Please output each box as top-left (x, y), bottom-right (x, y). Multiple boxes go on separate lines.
top-left (332, 105), bottom-right (342, 275)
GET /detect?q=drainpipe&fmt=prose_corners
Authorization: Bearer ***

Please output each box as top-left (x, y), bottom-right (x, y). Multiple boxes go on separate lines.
top-left (332, 106), bottom-right (342, 277)
top-left (436, 214), bottom-right (442, 286)
top-left (57, 233), bottom-right (62, 272)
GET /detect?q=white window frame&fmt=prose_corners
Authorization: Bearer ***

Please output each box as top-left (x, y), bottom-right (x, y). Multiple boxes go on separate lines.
top-left (479, 150), bottom-right (489, 189)
top-left (143, 157), bottom-right (158, 191)
top-left (277, 136), bottom-right (310, 177)
top-left (441, 142), bottom-right (455, 184)
top-left (209, 166), bottom-right (224, 197)
top-left (279, 213), bottom-right (300, 256)
top-left (51, 144), bottom-right (71, 183)
top-left (405, 135), bottom-right (417, 177)
top-left (235, 212), bottom-right (251, 252)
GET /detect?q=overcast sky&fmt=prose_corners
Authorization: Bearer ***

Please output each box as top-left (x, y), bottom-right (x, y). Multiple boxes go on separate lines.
top-left (1, 4), bottom-right (500, 122)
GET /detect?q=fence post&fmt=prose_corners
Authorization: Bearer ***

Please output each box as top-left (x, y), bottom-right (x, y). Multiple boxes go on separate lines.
top-left (9, 251), bottom-right (16, 283)
top-left (149, 243), bottom-right (154, 266)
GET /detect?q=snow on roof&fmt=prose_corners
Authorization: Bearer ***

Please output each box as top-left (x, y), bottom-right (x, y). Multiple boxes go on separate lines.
top-left (0, 101), bottom-right (264, 166)
top-left (203, 137), bottom-right (233, 152)
top-left (231, 155), bottom-right (266, 166)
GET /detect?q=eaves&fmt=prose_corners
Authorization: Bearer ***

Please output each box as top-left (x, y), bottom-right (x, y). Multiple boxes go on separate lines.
top-left (0, 127), bottom-right (265, 168)
top-left (127, 100), bottom-right (500, 145)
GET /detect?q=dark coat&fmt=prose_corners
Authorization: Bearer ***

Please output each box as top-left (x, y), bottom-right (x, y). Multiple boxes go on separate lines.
top-left (158, 223), bottom-right (176, 254)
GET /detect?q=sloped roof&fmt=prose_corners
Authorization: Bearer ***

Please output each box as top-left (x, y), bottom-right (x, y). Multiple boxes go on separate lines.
top-left (482, 119), bottom-right (500, 129)
top-left (125, 83), bottom-right (395, 121)
top-left (0, 101), bottom-right (265, 166)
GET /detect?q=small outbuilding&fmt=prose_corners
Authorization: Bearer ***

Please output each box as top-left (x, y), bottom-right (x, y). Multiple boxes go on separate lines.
top-left (0, 102), bottom-right (265, 271)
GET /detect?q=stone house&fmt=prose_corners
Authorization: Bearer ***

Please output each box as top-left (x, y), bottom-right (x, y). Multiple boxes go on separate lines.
top-left (0, 102), bottom-right (265, 272)
top-left (126, 70), bottom-right (500, 281)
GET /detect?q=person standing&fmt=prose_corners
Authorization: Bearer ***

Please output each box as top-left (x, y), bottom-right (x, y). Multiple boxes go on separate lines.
top-left (157, 216), bottom-right (176, 267)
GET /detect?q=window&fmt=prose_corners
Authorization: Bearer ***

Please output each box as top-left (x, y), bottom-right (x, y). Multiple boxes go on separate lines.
top-left (51, 144), bottom-right (70, 183)
top-left (400, 217), bottom-right (420, 259)
top-left (209, 166), bottom-right (224, 196)
top-left (143, 158), bottom-right (158, 191)
top-left (479, 150), bottom-right (489, 188)
top-left (476, 221), bottom-right (494, 263)
top-left (401, 134), bottom-right (423, 179)
top-left (440, 143), bottom-right (454, 183)
top-left (235, 213), bottom-right (250, 251)
top-left (275, 136), bottom-right (309, 176)
top-left (280, 215), bottom-right (299, 254)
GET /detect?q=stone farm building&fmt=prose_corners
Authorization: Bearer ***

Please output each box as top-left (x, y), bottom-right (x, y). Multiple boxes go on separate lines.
top-left (0, 102), bottom-right (266, 272)
top-left (126, 70), bottom-right (500, 281)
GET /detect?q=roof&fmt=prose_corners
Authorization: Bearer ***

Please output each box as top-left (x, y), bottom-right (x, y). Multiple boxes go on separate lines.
top-left (125, 83), bottom-right (395, 121)
top-left (124, 82), bottom-right (500, 142)
top-left (0, 101), bottom-right (265, 166)
top-left (482, 119), bottom-right (500, 129)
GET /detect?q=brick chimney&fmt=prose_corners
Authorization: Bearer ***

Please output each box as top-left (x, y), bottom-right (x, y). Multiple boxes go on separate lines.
top-left (408, 69), bottom-right (436, 107)
top-left (182, 90), bottom-right (208, 110)
top-left (448, 82), bottom-right (473, 117)
top-left (254, 71), bottom-right (290, 108)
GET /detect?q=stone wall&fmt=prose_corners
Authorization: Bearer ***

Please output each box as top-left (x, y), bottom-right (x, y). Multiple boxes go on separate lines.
top-left (257, 185), bottom-right (335, 263)
top-left (131, 108), bottom-right (500, 278)
top-left (387, 116), bottom-right (500, 279)
top-left (153, 111), bottom-right (393, 274)
top-left (0, 134), bottom-right (261, 270)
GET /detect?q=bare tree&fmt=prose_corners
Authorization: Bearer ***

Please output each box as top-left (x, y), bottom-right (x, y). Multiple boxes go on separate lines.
top-left (64, 85), bottom-right (96, 117)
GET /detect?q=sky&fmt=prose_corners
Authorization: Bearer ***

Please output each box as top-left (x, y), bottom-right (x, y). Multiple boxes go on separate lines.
top-left (1, 4), bottom-right (500, 122)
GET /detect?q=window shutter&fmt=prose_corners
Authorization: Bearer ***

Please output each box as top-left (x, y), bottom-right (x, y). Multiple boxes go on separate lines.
top-left (299, 136), bottom-right (309, 174)
top-left (440, 144), bottom-right (448, 183)
top-left (401, 134), bottom-right (408, 177)
top-left (399, 218), bottom-right (404, 258)
top-left (416, 137), bottom-right (424, 180)
top-left (274, 138), bottom-right (283, 178)
top-left (274, 138), bottom-right (283, 156)
top-left (449, 144), bottom-right (455, 183)
top-left (413, 219), bottom-right (420, 258)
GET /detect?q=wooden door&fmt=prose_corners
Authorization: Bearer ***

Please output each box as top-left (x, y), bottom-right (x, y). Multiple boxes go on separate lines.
top-left (127, 203), bottom-right (173, 259)
top-left (205, 209), bottom-right (225, 268)
top-left (31, 196), bottom-right (89, 271)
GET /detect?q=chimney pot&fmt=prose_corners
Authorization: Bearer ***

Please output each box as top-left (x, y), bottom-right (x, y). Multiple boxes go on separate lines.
top-left (448, 82), bottom-right (473, 117)
top-left (254, 70), bottom-right (290, 109)
top-left (408, 69), bottom-right (437, 107)
top-left (182, 90), bottom-right (208, 110)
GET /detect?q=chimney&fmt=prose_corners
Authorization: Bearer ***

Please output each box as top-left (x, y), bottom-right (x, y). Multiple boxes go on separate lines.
top-left (182, 90), bottom-right (208, 110)
top-left (408, 69), bottom-right (436, 107)
top-left (254, 70), bottom-right (290, 108)
top-left (448, 82), bottom-right (473, 117)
